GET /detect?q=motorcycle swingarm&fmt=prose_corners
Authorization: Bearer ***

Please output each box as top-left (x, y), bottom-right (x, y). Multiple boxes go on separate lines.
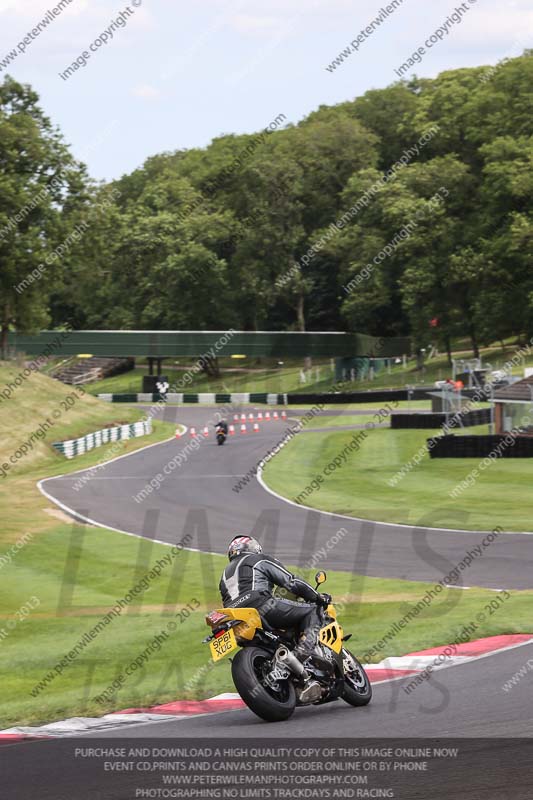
top-left (242, 631), bottom-right (280, 653)
top-left (312, 678), bottom-right (345, 705)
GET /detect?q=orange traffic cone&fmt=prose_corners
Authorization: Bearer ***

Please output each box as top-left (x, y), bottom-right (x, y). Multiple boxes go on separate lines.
top-left (233, 414), bottom-right (239, 422)
top-left (240, 413), bottom-right (246, 421)
top-left (190, 427), bottom-right (197, 437)
top-left (229, 425), bottom-right (235, 436)
top-left (258, 412), bottom-right (263, 420)
top-left (253, 422), bottom-right (259, 432)
top-left (281, 410), bottom-right (287, 420)
top-left (273, 411), bottom-right (279, 420)
top-left (248, 413), bottom-right (254, 420)
top-left (175, 428), bottom-right (181, 439)
top-left (203, 426), bottom-right (209, 436)
top-left (265, 412), bottom-right (271, 421)
top-left (240, 424), bottom-right (247, 434)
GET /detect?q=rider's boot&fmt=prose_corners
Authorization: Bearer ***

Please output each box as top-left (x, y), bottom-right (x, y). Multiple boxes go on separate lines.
top-left (294, 638), bottom-right (322, 703)
top-left (298, 677), bottom-right (322, 703)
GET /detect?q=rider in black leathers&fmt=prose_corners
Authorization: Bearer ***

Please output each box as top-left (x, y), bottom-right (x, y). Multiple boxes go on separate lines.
top-left (219, 535), bottom-right (331, 663)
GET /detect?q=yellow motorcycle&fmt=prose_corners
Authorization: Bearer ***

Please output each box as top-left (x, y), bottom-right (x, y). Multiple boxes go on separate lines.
top-left (203, 571), bottom-right (372, 722)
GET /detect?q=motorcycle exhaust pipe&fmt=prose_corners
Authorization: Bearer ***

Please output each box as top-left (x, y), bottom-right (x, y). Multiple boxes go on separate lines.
top-left (276, 646), bottom-right (307, 678)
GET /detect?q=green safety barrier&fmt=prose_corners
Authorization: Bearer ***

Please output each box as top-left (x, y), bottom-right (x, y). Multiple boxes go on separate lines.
top-left (8, 329), bottom-right (410, 358)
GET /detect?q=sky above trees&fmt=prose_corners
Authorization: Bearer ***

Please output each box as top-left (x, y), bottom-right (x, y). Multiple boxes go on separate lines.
top-left (0, 0), bottom-right (532, 180)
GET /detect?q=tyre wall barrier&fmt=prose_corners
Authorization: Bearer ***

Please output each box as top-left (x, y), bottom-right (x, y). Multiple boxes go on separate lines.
top-left (391, 408), bottom-right (491, 429)
top-left (427, 433), bottom-right (533, 458)
top-left (287, 388), bottom-right (488, 405)
top-left (52, 419), bottom-right (153, 459)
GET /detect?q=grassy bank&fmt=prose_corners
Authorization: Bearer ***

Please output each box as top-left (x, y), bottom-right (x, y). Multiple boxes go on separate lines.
top-left (0, 363), bottom-right (176, 726)
top-left (0, 363), bottom-right (177, 481)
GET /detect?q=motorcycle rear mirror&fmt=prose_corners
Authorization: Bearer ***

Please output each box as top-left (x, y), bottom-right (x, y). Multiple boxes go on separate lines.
top-left (315, 571), bottom-right (327, 588)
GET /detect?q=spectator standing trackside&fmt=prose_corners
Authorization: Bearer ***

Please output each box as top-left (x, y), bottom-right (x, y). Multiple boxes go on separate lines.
top-left (156, 379), bottom-right (169, 401)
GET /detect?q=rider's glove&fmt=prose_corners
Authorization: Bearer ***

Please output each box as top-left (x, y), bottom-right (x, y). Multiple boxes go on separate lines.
top-left (317, 593), bottom-right (332, 608)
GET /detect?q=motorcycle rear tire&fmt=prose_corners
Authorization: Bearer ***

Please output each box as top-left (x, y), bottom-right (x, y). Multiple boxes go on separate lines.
top-left (231, 647), bottom-right (296, 722)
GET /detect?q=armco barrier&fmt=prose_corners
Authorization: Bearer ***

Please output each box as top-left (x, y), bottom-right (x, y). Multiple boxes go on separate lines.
top-left (427, 433), bottom-right (533, 458)
top-left (98, 392), bottom-right (275, 404)
top-left (287, 390), bottom-right (410, 404)
top-left (52, 419), bottom-right (152, 459)
top-left (391, 408), bottom-right (491, 429)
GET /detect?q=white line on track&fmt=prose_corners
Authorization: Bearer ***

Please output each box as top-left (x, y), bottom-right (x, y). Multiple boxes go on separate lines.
top-left (37, 415), bottom-right (533, 550)
top-left (50, 475), bottom-right (247, 480)
top-left (38, 478), bottom-right (220, 556)
top-left (36, 426), bottom-right (218, 556)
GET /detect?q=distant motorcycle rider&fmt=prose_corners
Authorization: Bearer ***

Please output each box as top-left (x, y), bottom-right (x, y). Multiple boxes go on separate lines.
top-left (215, 420), bottom-right (228, 434)
top-left (219, 535), bottom-right (332, 671)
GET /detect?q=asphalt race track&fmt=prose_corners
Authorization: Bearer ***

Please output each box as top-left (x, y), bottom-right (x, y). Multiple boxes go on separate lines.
top-left (3, 641), bottom-right (533, 800)
top-left (90, 638), bottom-right (533, 738)
top-left (11, 404), bottom-right (532, 796)
top-left (41, 406), bottom-right (533, 590)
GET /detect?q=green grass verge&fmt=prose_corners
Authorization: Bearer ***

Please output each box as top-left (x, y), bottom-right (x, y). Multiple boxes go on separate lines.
top-left (2, 524), bottom-right (531, 728)
top-left (305, 414), bottom-right (379, 428)
top-left (85, 364), bottom-right (339, 396)
top-left (302, 400), bottom-right (490, 429)
top-left (262, 424), bottom-right (533, 531)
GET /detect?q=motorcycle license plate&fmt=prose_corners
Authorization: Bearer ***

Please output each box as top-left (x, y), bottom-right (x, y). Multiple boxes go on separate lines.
top-left (210, 628), bottom-right (237, 662)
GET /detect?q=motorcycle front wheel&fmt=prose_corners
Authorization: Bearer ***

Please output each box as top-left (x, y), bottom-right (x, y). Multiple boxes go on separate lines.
top-left (231, 647), bottom-right (296, 722)
top-left (341, 648), bottom-right (372, 706)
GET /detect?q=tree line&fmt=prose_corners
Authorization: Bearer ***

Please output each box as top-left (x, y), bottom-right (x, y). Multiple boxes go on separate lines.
top-left (1, 53), bottom-right (533, 361)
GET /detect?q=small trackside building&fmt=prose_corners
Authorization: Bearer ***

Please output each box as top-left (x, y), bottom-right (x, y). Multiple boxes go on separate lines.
top-left (493, 376), bottom-right (533, 435)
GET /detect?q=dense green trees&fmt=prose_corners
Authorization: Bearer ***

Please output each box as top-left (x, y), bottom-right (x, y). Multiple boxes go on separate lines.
top-left (0, 76), bottom-right (86, 356)
top-left (2, 53), bottom-right (533, 359)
